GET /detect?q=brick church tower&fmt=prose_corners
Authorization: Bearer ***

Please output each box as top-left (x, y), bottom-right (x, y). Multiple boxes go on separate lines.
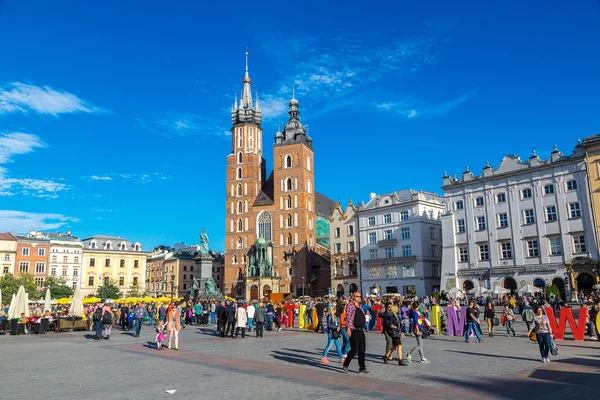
top-left (224, 52), bottom-right (326, 299)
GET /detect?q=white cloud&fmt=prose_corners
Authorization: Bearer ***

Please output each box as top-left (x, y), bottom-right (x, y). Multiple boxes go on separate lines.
top-left (136, 112), bottom-right (230, 139)
top-left (0, 132), bottom-right (46, 164)
top-left (0, 210), bottom-right (79, 234)
top-left (375, 90), bottom-right (476, 119)
top-left (90, 175), bottom-right (113, 181)
top-left (85, 172), bottom-right (171, 184)
top-left (0, 82), bottom-right (106, 116)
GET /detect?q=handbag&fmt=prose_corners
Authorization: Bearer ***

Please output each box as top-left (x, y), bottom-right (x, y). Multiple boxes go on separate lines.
top-left (528, 331), bottom-right (537, 342)
top-left (500, 315), bottom-right (506, 326)
top-left (493, 317), bottom-right (500, 326)
top-left (331, 330), bottom-right (340, 339)
top-left (550, 339), bottom-right (558, 356)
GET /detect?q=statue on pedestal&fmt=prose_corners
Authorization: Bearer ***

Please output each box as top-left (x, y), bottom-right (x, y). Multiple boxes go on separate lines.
top-left (205, 277), bottom-right (218, 296)
top-left (188, 278), bottom-right (200, 299)
top-left (200, 229), bottom-right (210, 255)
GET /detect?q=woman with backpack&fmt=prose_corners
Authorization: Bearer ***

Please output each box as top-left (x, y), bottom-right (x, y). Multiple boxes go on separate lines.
top-left (102, 306), bottom-right (114, 340)
top-left (320, 306), bottom-right (344, 364)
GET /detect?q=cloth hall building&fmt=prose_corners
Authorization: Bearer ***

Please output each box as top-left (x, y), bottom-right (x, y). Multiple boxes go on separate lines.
top-left (223, 54), bottom-right (334, 299)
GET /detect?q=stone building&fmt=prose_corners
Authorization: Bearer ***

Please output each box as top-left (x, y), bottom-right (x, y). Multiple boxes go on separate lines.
top-left (223, 53), bottom-right (334, 299)
top-left (0, 233), bottom-right (17, 276)
top-left (358, 190), bottom-right (444, 297)
top-left (329, 200), bottom-right (360, 298)
top-left (14, 235), bottom-right (49, 287)
top-left (440, 142), bottom-right (598, 299)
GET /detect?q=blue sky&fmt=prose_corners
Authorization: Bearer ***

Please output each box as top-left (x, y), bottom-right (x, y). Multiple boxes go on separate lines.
top-left (1, 0), bottom-right (599, 251)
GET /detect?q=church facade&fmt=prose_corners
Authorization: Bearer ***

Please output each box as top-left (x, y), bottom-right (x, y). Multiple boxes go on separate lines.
top-left (224, 54), bottom-right (334, 299)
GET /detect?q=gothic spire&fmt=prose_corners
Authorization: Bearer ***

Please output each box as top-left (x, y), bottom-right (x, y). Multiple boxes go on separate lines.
top-left (241, 48), bottom-right (253, 109)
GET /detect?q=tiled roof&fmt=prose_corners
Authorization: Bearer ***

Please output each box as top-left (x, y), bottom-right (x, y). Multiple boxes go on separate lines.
top-left (0, 233), bottom-right (17, 241)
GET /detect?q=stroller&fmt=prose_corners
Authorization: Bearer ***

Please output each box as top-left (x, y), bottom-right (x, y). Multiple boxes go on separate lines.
top-left (421, 317), bottom-right (436, 338)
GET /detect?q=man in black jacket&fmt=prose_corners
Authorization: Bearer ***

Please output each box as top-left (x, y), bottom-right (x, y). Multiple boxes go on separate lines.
top-left (226, 302), bottom-right (237, 338)
top-left (217, 301), bottom-right (228, 337)
top-left (254, 301), bottom-right (267, 338)
top-left (314, 298), bottom-right (326, 333)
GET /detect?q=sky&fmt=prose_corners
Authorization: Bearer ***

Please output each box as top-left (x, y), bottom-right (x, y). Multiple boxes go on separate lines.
top-left (1, 0), bottom-right (599, 252)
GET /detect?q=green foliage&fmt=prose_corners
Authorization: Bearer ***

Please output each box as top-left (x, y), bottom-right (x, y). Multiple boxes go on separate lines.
top-left (96, 279), bottom-right (122, 299)
top-left (43, 276), bottom-right (74, 299)
top-left (0, 272), bottom-right (41, 301)
top-left (127, 285), bottom-right (143, 298)
top-left (546, 284), bottom-right (561, 300)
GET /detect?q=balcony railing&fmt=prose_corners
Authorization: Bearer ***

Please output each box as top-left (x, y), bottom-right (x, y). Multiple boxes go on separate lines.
top-left (377, 239), bottom-right (398, 247)
top-left (363, 255), bottom-right (416, 265)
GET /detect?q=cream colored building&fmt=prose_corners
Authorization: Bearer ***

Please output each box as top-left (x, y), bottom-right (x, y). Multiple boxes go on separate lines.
top-left (81, 235), bottom-right (148, 297)
top-left (329, 200), bottom-right (360, 298)
top-left (0, 233), bottom-right (17, 276)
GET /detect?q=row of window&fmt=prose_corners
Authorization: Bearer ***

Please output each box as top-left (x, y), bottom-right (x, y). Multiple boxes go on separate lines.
top-left (455, 180), bottom-right (578, 210)
top-left (457, 234), bottom-right (586, 262)
top-left (235, 127), bottom-right (261, 150)
top-left (89, 258), bottom-right (140, 268)
top-left (87, 242), bottom-right (141, 251)
top-left (87, 276), bottom-right (139, 287)
top-left (334, 241), bottom-right (356, 254)
top-left (333, 225), bottom-right (355, 238)
top-left (367, 212), bottom-right (409, 226)
top-left (369, 245), bottom-right (412, 259)
top-left (18, 262), bottom-right (46, 273)
top-left (20, 248), bottom-right (46, 256)
top-left (369, 265), bottom-right (416, 279)
top-left (457, 202), bottom-right (582, 233)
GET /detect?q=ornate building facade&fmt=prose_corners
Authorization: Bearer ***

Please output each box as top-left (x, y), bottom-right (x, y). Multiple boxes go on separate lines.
top-left (224, 53), bottom-right (333, 299)
top-left (329, 200), bottom-right (360, 298)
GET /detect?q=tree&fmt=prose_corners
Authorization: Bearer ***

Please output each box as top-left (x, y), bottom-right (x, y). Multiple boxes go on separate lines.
top-left (43, 276), bottom-right (74, 299)
top-left (128, 284), bottom-right (143, 298)
top-left (16, 273), bottom-right (40, 300)
top-left (546, 284), bottom-right (561, 300)
top-left (0, 273), bottom-right (41, 301)
top-left (96, 279), bottom-right (122, 299)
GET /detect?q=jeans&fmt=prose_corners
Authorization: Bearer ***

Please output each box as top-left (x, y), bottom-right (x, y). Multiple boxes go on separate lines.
top-left (409, 333), bottom-right (425, 360)
top-left (95, 320), bottom-right (103, 338)
top-left (159, 314), bottom-right (166, 323)
top-left (210, 312), bottom-right (216, 324)
top-left (148, 312), bottom-right (155, 326)
top-left (266, 314), bottom-right (273, 331)
top-left (134, 319), bottom-right (142, 335)
top-left (506, 320), bottom-right (515, 336)
top-left (465, 321), bottom-right (483, 342)
top-left (322, 331), bottom-right (343, 359)
top-left (343, 329), bottom-right (366, 371)
top-left (248, 318), bottom-right (253, 331)
top-left (536, 332), bottom-right (551, 358)
top-left (340, 326), bottom-right (350, 356)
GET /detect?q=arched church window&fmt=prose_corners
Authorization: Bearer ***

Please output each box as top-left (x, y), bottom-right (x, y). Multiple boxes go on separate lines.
top-left (238, 128), bottom-right (243, 147)
top-left (287, 233), bottom-right (293, 245)
top-left (257, 211), bottom-right (272, 241)
top-left (238, 152), bottom-right (243, 163)
top-left (237, 183), bottom-right (242, 196)
top-left (286, 178), bottom-right (292, 191)
top-left (237, 167), bottom-right (242, 179)
top-left (238, 201), bottom-right (243, 214)
top-left (287, 195), bottom-right (292, 209)
top-left (286, 214), bottom-right (292, 228)
top-left (286, 155), bottom-right (292, 168)
top-left (237, 218), bottom-right (243, 232)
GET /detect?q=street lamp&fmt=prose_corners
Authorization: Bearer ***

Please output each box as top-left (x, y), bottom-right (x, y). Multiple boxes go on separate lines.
top-left (170, 272), bottom-right (176, 302)
top-left (302, 276), bottom-right (305, 297)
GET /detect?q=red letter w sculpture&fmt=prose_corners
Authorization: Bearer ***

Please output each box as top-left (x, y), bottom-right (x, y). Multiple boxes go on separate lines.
top-left (543, 307), bottom-right (587, 340)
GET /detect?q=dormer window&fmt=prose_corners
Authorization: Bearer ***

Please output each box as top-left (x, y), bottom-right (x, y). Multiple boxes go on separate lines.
top-left (120, 243), bottom-right (126, 250)
top-left (106, 242), bottom-right (111, 250)
top-left (90, 242), bottom-right (96, 249)
top-left (134, 244), bottom-right (140, 251)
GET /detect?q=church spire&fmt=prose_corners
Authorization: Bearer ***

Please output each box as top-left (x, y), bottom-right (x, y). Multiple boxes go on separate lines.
top-left (241, 48), bottom-right (253, 109)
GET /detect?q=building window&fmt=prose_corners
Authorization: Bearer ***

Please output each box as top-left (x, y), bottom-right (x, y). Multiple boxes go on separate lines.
top-left (384, 214), bottom-right (392, 224)
top-left (455, 200), bottom-right (464, 210)
top-left (238, 152), bottom-right (243, 163)
top-left (500, 241), bottom-right (513, 259)
top-left (257, 211), bottom-right (273, 241)
top-left (120, 259), bottom-right (125, 268)
top-left (348, 225), bottom-right (354, 236)
top-left (369, 249), bottom-right (378, 260)
top-left (368, 232), bottom-right (377, 244)
top-left (38, 248), bottom-right (45, 256)
top-left (368, 217), bottom-right (375, 226)
top-left (35, 277), bottom-right (44, 287)
top-left (457, 219), bottom-right (466, 233)
top-left (522, 188), bottom-right (532, 199)
top-left (566, 180), bottom-right (577, 191)
top-left (475, 197), bottom-right (484, 207)
top-left (348, 241), bottom-right (355, 252)
top-left (19, 262), bottom-right (29, 272)
top-left (429, 227), bottom-right (436, 240)
top-left (569, 202), bottom-right (581, 218)
top-left (335, 243), bottom-right (342, 254)
top-left (524, 209), bottom-right (535, 224)
top-left (51, 255), bottom-right (57, 263)
top-left (384, 230), bottom-right (393, 240)
top-left (431, 245), bottom-right (437, 257)
top-left (286, 196), bottom-right (292, 209)
top-left (402, 265), bottom-right (415, 278)
top-left (117, 276), bottom-right (124, 286)
top-left (238, 218), bottom-right (243, 231)
top-left (573, 234), bottom-right (587, 253)
top-left (237, 183), bottom-right (242, 196)
top-left (334, 227), bottom-right (341, 238)
top-left (183, 265), bottom-right (187, 272)
top-left (546, 206), bottom-right (557, 221)
top-left (73, 268), bottom-right (79, 276)
top-left (549, 237), bottom-right (563, 255)
top-left (385, 265), bottom-right (397, 278)
top-left (74, 256), bottom-right (79, 264)
top-left (431, 264), bottom-right (440, 276)
top-left (498, 213), bottom-right (509, 228)
top-left (458, 246), bottom-right (469, 262)
top-left (62, 268), bottom-right (68, 276)
top-left (72, 282), bottom-right (77, 289)
top-left (496, 193), bottom-right (506, 203)
top-left (90, 258), bottom-right (95, 267)
top-left (401, 227), bottom-right (410, 239)
top-left (134, 260), bottom-right (139, 268)
top-left (401, 245), bottom-right (412, 257)
top-left (35, 262), bottom-right (45, 274)
top-left (88, 276), bottom-right (94, 286)
top-left (527, 239), bottom-right (540, 257)
top-left (132, 277), bottom-right (138, 286)
top-left (183, 274), bottom-right (187, 280)
top-left (286, 178), bottom-right (292, 191)
top-left (385, 247), bottom-right (394, 258)
top-left (105, 259), bottom-right (110, 267)
top-left (63, 256), bottom-right (68, 263)
top-left (544, 184), bottom-right (555, 195)
top-left (476, 216), bottom-right (486, 230)
top-left (51, 268), bottom-right (56, 276)
top-left (286, 214), bottom-right (293, 228)
top-left (106, 242), bottom-right (111, 250)
top-left (287, 233), bottom-right (292, 245)
top-left (369, 267), bottom-right (380, 279)
top-left (479, 244), bottom-right (489, 261)
top-left (400, 211), bottom-right (409, 221)
top-left (22, 248), bottom-right (30, 256)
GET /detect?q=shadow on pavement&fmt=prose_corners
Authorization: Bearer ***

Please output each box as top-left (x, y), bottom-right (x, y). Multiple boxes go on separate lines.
top-left (270, 349), bottom-right (343, 373)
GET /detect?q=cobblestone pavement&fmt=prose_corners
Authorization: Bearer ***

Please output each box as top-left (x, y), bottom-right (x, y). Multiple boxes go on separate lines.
top-left (1, 319), bottom-right (599, 400)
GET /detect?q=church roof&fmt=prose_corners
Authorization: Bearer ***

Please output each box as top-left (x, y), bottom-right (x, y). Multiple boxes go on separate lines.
top-left (253, 171), bottom-right (275, 206)
top-left (315, 191), bottom-right (335, 218)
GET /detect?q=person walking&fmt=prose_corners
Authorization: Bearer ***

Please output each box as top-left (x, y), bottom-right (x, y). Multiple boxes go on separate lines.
top-left (321, 306), bottom-right (344, 364)
top-left (246, 301), bottom-right (255, 332)
top-left (484, 302), bottom-right (496, 337)
top-left (119, 303), bottom-right (129, 331)
top-left (528, 307), bottom-right (554, 362)
top-left (265, 301), bottom-right (275, 331)
top-left (380, 302), bottom-right (394, 364)
top-left (101, 306), bottom-right (114, 340)
top-left (406, 301), bottom-right (430, 364)
top-left (210, 301), bottom-right (217, 325)
top-left (464, 300), bottom-right (486, 344)
top-left (226, 302), bottom-right (237, 338)
top-left (503, 304), bottom-right (516, 337)
top-left (522, 301), bottom-right (535, 331)
top-left (235, 301), bottom-right (248, 338)
top-left (193, 301), bottom-right (203, 326)
top-left (132, 303), bottom-right (149, 337)
top-left (166, 305), bottom-right (182, 350)
top-left (383, 303), bottom-right (407, 366)
top-left (92, 300), bottom-right (109, 340)
top-left (254, 301), bottom-right (267, 338)
top-left (342, 293), bottom-right (369, 374)
top-left (315, 298), bottom-right (326, 333)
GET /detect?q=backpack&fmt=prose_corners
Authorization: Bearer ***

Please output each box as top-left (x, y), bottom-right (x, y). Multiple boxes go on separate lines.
top-left (102, 311), bottom-right (112, 324)
top-left (94, 307), bottom-right (103, 321)
top-left (523, 308), bottom-right (534, 322)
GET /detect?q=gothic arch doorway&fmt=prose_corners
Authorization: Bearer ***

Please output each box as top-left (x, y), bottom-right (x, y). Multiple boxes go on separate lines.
top-left (463, 280), bottom-right (474, 292)
top-left (576, 272), bottom-right (594, 294)
top-left (250, 285), bottom-right (259, 301)
top-left (503, 277), bottom-right (517, 292)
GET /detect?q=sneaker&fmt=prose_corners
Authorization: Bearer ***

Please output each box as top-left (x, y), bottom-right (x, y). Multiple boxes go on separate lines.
top-left (341, 357), bottom-right (346, 364)
top-left (479, 339), bottom-right (487, 343)
top-left (465, 340), bottom-right (471, 344)
top-left (342, 365), bottom-right (348, 374)
top-left (542, 357), bottom-right (547, 363)
top-left (359, 369), bottom-right (371, 374)
top-left (321, 357), bottom-right (330, 364)
top-left (399, 360), bottom-right (407, 366)
top-left (278, 327), bottom-right (282, 332)
top-left (420, 358), bottom-right (430, 364)
top-left (545, 358), bottom-right (550, 363)
top-left (406, 352), bottom-right (412, 363)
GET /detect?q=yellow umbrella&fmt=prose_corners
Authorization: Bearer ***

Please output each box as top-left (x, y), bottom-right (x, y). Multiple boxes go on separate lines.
top-left (83, 297), bottom-right (100, 304)
top-left (56, 297), bottom-right (72, 305)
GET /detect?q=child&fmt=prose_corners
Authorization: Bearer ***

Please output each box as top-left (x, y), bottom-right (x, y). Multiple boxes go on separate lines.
top-left (156, 322), bottom-right (166, 350)
top-left (364, 312), bottom-right (371, 331)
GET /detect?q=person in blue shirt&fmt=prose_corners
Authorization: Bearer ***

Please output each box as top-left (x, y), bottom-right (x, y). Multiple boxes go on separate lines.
top-left (406, 301), bottom-right (430, 364)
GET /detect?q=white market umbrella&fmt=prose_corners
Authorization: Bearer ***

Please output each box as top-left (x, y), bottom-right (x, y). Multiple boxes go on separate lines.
top-left (485, 285), bottom-right (510, 295)
top-left (592, 284), bottom-right (600, 290)
top-left (467, 287), bottom-right (485, 296)
top-left (12, 285), bottom-right (28, 319)
top-left (518, 284), bottom-right (542, 294)
top-left (69, 285), bottom-right (84, 316)
top-left (7, 293), bottom-right (16, 319)
top-left (24, 292), bottom-right (30, 317)
top-left (44, 288), bottom-right (52, 312)
top-left (448, 287), bottom-right (463, 297)
top-left (0, 287), bottom-right (2, 308)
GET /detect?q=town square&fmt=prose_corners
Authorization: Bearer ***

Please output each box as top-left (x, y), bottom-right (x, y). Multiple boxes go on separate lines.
top-left (1, 1), bottom-right (600, 399)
